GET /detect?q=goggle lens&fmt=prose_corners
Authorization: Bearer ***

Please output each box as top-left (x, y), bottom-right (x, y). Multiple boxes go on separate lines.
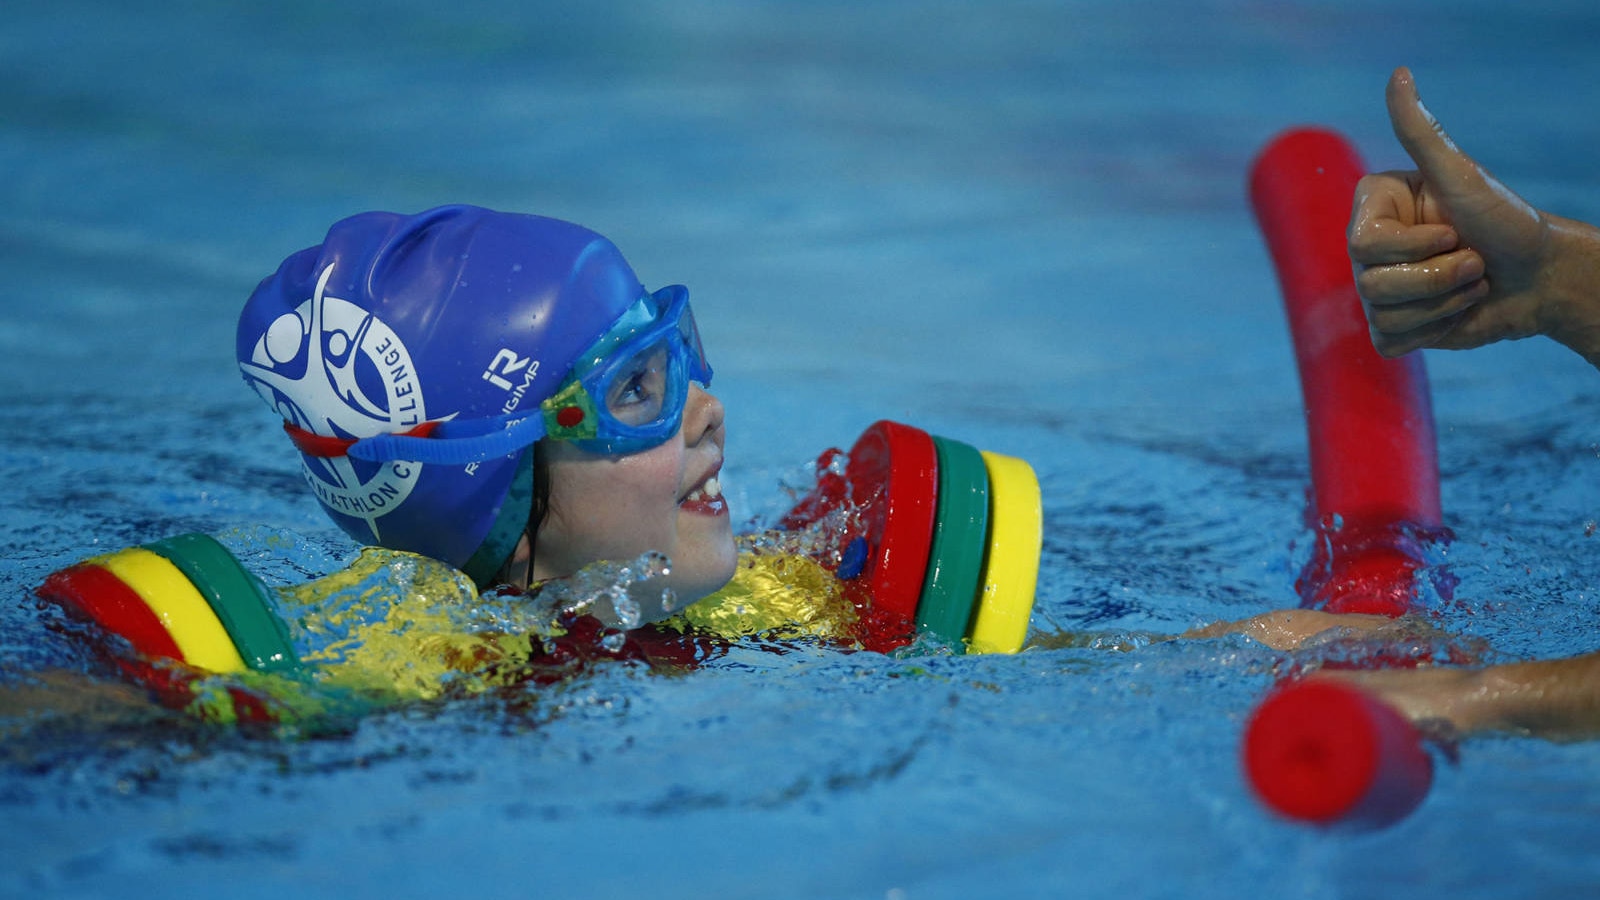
top-left (602, 342), bottom-right (672, 428)
top-left (562, 285), bottom-right (711, 454)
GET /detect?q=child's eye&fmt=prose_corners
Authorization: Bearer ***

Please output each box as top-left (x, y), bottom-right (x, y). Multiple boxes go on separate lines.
top-left (605, 347), bottom-right (669, 425)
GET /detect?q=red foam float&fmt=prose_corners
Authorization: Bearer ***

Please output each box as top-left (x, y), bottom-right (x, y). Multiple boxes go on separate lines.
top-left (1245, 680), bottom-right (1432, 829)
top-left (1243, 127), bottom-right (1446, 830)
top-left (1250, 126), bottom-right (1445, 617)
top-left (778, 420), bottom-right (939, 652)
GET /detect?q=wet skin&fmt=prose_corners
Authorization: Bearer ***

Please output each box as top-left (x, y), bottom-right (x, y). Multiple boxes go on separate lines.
top-left (529, 384), bottom-right (737, 624)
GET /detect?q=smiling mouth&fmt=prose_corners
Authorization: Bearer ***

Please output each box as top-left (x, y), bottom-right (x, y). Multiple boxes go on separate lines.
top-left (683, 475), bottom-right (722, 505)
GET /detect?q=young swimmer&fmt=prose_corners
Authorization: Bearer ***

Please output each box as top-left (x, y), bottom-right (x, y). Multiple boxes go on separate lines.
top-left (236, 206), bottom-right (742, 628)
top-left (0, 206), bottom-right (860, 719)
top-left (227, 205), bottom-right (871, 709)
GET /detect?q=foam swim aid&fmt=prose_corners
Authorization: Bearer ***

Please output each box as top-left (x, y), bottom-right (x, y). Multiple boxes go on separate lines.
top-left (1242, 127), bottom-right (1444, 831)
top-left (39, 534), bottom-right (304, 723)
top-left (1244, 679), bottom-right (1433, 829)
top-left (1252, 130), bottom-right (1448, 618)
top-left (778, 420), bottom-right (1043, 655)
top-left (36, 421), bottom-right (1042, 722)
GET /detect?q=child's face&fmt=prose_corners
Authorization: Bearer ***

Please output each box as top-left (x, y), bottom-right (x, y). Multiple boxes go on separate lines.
top-left (531, 384), bottom-right (736, 623)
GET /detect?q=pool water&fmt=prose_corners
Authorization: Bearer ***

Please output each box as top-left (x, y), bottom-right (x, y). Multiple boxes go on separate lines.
top-left (5, 1), bottom-right (1600, 897)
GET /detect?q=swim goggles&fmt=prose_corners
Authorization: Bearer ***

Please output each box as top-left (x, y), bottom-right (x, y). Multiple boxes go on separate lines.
top-left (285, 285), bottom-right (712, 463)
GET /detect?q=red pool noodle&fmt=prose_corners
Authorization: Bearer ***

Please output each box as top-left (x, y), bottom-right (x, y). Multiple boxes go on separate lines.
top-left (1250, 127), bottom-right (1444, 617)
top-left (1245, 680), bottom-right (1432, 830)
top-left (1243, 128), bottom-right (1438, 829)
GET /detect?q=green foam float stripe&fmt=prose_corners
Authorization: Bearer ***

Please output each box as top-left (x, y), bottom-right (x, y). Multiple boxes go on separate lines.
top-left (143, 533), bottom-right (301, 673)
top-left (916, 436), bottom-right (990, 649)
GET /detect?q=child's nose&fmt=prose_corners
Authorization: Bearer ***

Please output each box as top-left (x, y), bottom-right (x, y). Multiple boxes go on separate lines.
top-left (683, 384), bottom-right (724, 444)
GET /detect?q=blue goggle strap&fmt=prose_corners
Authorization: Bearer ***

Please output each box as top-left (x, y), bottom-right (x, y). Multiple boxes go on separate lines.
top-left (346, 413), bottom-right (548, 464)
top-left (343, 374), bottom-right (607, 464)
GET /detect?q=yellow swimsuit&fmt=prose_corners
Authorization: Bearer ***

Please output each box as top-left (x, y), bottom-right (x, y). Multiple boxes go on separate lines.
top-left (256, 542), bottom-right (857, 709)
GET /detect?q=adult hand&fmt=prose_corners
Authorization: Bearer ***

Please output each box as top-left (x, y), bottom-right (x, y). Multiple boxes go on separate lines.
top-left (1348, 67), bottom-right (1600, 361)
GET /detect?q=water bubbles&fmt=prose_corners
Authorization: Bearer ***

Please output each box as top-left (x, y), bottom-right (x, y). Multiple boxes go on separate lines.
top-left (609, 587), bottom-right (642, 631)
top-left (385, 552), bottom-right (418, 588)
top-left (534, 550), bottom-right (677, 634)
top-left (822, 451), bottom-right (848, 478)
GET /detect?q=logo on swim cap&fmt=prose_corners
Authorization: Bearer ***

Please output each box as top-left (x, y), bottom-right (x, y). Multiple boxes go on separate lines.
top-left (239, 264), bottom-right (444, 543)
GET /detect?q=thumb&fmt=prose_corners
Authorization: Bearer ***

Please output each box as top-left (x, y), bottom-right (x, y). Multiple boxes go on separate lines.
top-left (1385, 67), bottom-right (1490, 206)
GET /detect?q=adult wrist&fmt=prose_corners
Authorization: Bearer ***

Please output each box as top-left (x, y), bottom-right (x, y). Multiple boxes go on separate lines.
top-left (1538, 215), bottom-right (1600, 367)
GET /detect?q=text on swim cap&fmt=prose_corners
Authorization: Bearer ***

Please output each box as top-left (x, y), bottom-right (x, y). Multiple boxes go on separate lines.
top-left (482, 348), bottom-right (541, 416)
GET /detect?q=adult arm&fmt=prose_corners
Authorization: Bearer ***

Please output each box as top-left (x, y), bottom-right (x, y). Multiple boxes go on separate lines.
top-left (1348, 67), bottom-right (1600, 366)
top-left (1193, 611), bottom-right (1600, 740)
top-left (1323, 650), bottom-right (1600, 741)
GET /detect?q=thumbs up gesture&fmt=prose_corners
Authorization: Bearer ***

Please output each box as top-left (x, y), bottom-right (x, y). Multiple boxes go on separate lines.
top-left (1349, 68), bottom-right (1600, 364)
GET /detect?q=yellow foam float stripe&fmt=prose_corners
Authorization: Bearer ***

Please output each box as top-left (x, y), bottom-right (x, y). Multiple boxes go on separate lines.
top-left (99, 547), bottom-right (248, 674)
top-left (967, 451), bottom-right (1042, 654)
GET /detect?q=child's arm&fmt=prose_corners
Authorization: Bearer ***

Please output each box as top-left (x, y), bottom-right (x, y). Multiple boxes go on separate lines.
top-left (0, 669), bottom-right (162, 732)
top-left (1349, 67), bottom-right (1600, 365)
top-left (1183, 609), bottom-right (1394, 651)
top-left (1030, 610), bottom-right (1400, 654)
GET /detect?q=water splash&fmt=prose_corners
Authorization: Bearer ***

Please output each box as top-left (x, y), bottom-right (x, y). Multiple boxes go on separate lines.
top-left (532, 551), bottom-right (675, 630)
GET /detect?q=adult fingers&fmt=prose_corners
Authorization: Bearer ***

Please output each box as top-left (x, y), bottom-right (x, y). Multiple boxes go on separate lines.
top-left (1366, 279), bottom-right (1488, 337)
top-left (1348, 171), bottom-right (1458, 265)
top-left (1356, 247), bottom-right (1485, 305)
top-left (1349, 210), bottom-right (1460, 266)
top-left (1369, 311), bottom-right (1467, 358)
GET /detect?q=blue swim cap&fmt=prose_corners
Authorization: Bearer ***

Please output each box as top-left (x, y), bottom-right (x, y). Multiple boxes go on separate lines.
top-left (237, 205), bottom-right (645, 584)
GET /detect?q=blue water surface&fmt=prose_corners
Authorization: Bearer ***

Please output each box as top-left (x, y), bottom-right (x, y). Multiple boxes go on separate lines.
top-left (4, 1), bottom-right (1600, 897)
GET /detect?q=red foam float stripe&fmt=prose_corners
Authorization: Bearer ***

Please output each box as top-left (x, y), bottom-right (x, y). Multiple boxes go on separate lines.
top-left (1244, 680), bottom-right (1432, 829)
top-left (1250, 127), bottom-right (1444, 617)
top-left (775, 423), bottom-right (939, 652)
top-left (38, 563), bottom-right (186, 662)
top-left (848, 421), bottom-right (939, 635)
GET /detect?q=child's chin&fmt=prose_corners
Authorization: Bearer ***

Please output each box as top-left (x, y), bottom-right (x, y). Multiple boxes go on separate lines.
top-left (674, 574), bottom-right (734, 608)
top-left (673, 557), bottom-right (739, 607)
